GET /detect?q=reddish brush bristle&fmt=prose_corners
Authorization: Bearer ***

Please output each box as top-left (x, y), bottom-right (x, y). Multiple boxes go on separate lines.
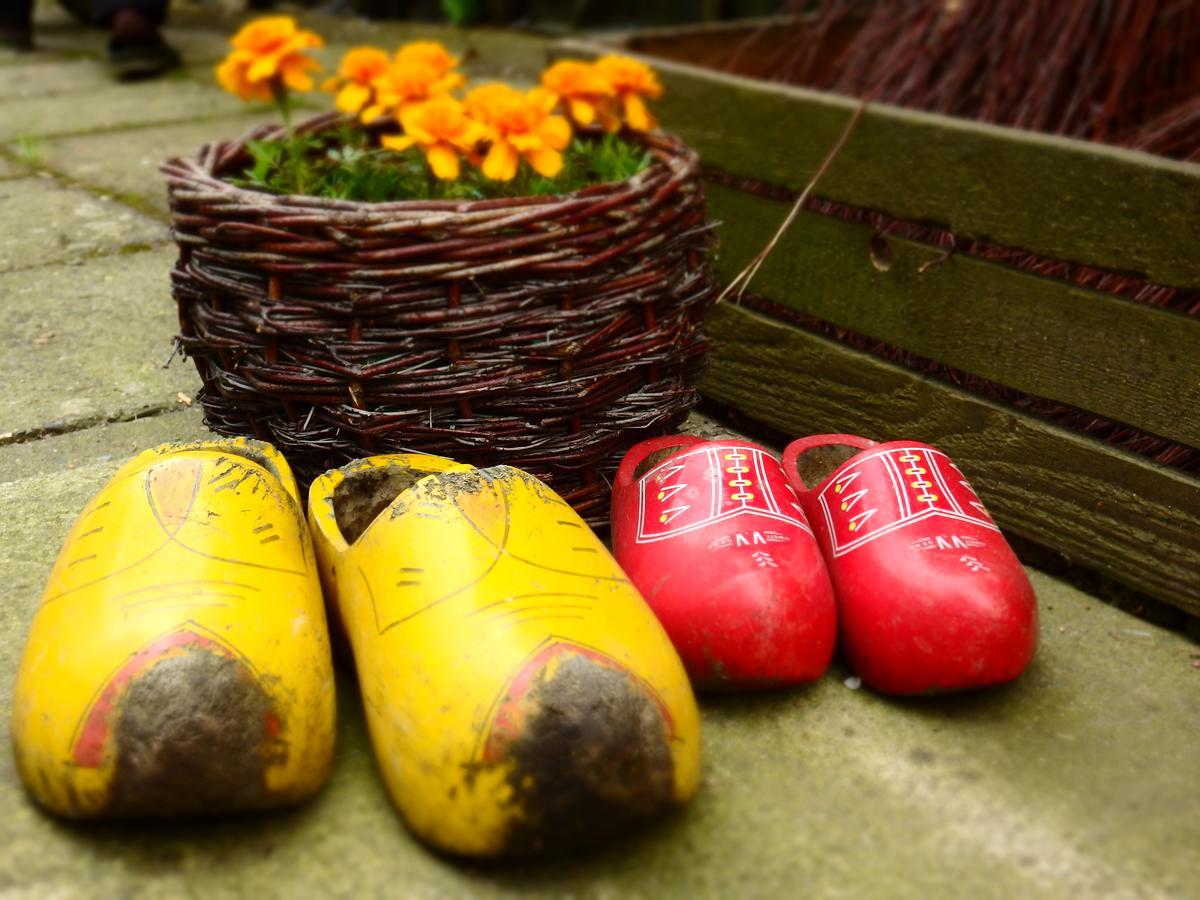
top-left (758, 0), bottom-right (1200, 161)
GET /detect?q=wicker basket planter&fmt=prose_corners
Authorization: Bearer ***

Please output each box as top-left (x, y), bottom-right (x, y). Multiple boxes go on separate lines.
top-left (161, 113), bottom-right (717, 524)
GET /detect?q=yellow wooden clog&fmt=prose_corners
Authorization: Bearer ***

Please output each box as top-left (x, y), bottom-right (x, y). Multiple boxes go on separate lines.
top-left (11, 439), bottom-right (336, 818)
top-left (308, 454), bottom-right (701, 857)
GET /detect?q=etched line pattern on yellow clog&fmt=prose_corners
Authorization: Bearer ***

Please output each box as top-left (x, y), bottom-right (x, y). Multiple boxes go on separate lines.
top-left (309, 456), bottom-right (701, 858)
top-left (11, 439), bottom-right (336, 819)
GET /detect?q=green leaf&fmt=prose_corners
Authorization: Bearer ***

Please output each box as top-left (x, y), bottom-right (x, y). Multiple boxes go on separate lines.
top-left (441, 0), bottom-right (479, 26)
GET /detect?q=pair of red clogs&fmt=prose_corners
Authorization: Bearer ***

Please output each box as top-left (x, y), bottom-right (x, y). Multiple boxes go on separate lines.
top-left (612, 433), bottom-right (1038, 695)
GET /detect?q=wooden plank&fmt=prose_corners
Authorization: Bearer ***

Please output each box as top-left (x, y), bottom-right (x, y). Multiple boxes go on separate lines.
top-left (555, 40), bottom-right (1200, 290)
top-left (706, 183), bottom-right (1200, 450)
top-left (700, 302), bottom-right (1200, 616)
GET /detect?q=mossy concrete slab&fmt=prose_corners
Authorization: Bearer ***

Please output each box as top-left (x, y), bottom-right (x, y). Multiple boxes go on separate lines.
top-left (0, 56), bottom-right (112, 99)
top-left (0, 156), bottom-right (24, 179)
top-left (0, 177), bottom-right (166, 273)
top-left (0, 78), bottom-right (248, 141)
top-left (0, 247), bottom-right (199, 440)
top-left (0, 47), bottom-right (59, 68)
top-left (0, 431), bottom-right (1195, 898)
top-left (36, 114), bottom-right (269, 216)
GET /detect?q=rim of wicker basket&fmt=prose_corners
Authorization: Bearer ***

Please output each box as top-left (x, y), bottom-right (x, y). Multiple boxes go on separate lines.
top-left (160, 111), bottom-right (701, 217)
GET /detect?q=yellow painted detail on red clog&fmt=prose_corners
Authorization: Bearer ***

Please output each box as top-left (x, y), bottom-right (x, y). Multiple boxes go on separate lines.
top-left (308, 454), bottom-right (700, 857)
top-left (11, 439), bottom-right (336, 818)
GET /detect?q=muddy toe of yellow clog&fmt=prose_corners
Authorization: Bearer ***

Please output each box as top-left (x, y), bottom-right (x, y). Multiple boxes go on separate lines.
top-left (309, 455), bottom-right (701, 858)
top-left (10, 438), bottom-right (336, 818)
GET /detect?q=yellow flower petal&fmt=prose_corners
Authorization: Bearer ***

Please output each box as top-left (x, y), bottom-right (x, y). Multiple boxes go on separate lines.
top-left (247, 53), bottom-right (281, 83)
top-left (231, 16), bottom-right (295, 53)
top-left (434, 71), bottom-right (465, 94)
top-left (395, 40), bottom-right (459, 76)
top-left (530, 87), bottom-right (559, 115)
top-left (596, 54), bottom-right (663, 99)
top-left (280, 57), bottom-right (316, 91)
top-left (569, 98), bottom-right (596, 125)
top-left (508, 133), bottom-right (542, 152)
top-left (399, 113), bottom-right (435, 145)
top-left (339, 46), bottom-right (389, 80)
top-left (623, 93), bottom-right (655, 131)
top-left (541, 59), bottom-right (613, 97)
top-left (526, 146), bottom-right (563, 178)
top-left (336, 82), bottom-right (371, 114)
top-left (459, 118), bottom-right (489, 149)
top-left (482, 140), bottom-right (519, 181)
top-left (216, 57), bottom-right (242, 93)
top-left (426, 143), bottom-right (460, 180)
top-left (538, 115), bottom-right (572, 150)
top-left (381, 134), bottom-right (417, 152)
top-left (360, 103), bottom-right (389, 123)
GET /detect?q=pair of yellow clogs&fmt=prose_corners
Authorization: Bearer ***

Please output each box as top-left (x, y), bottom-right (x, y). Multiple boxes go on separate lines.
top-left (10, 439), bottom-right (700, 857)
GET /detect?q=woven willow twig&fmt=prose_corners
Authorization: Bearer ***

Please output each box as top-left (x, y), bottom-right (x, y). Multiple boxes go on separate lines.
top-left (162, 113), bottom-right (718, 524)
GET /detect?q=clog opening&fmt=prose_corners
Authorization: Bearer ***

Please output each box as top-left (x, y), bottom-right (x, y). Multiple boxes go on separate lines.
top-left (333, 463), bottom-right (443, 543)
top-left (633, 442), bottom-right (694, 479)
top-left (791, 443), bottom-right (863, 489)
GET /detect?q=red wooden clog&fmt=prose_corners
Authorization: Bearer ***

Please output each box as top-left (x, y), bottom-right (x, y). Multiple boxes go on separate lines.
top-left (782, 434), bottom-right (1037, 695)
top-left (612, 435), bottom-right (837, 690)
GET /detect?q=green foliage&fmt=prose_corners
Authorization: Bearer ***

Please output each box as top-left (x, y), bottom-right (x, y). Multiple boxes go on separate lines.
top-left (12, 135), bottom-right (45, 166)
top-left (440, 0), bottom-right (480, 27)
top-left (231, 127), bottom-right (653, 202)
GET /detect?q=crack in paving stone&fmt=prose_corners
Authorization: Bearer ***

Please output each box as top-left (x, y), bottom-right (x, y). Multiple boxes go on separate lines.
top-left (0, 402), bottom-right (190, 448)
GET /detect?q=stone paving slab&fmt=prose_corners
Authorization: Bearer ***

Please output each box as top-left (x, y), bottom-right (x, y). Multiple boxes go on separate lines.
top-left (0, 406), bottom-right (205, 481)
top-left (0, 77), bottom-right (249, 141)
top-left (0, 426), bottom-right (1196, 898)
top-left (0, 247), bottom-right (199, 440)
top-left (35, 114), bottom-right (275, 216)
top-left (0, 177), bottom-right (166, 273)
top-left (0, 47), bottom-right (72, 68)
top-left (0, 56), bottom-right (112, 99)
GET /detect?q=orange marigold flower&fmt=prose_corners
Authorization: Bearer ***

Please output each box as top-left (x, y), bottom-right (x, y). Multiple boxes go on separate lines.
top-left (466, 83), bottom-right (572, 180)
top-left (381, 96), bottom-right (486, 180)
top-left (321, 46), bottom-right (390, 115)
top-left (594, 54), bottom-right (663, 131)
top-left (361, 58), bottom-right (464, 124)
top-left (395, 40), bottom-right (459, 77)
top-left (216, 16), bottom-right (323, 102)
top-left (540, 59), bottom-right (614, 129)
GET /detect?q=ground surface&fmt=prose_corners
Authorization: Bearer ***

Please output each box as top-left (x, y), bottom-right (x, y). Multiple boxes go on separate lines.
top-left (1, 8), bottom-right (1198, 899)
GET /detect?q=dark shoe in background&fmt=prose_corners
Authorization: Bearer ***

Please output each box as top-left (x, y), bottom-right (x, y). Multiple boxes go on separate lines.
top-left (1, 1), bottom-right (34, 51)
top-left (0, 28), bottom-right (34, 49)
top-left (106, 6), bottom-right (179, 80)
